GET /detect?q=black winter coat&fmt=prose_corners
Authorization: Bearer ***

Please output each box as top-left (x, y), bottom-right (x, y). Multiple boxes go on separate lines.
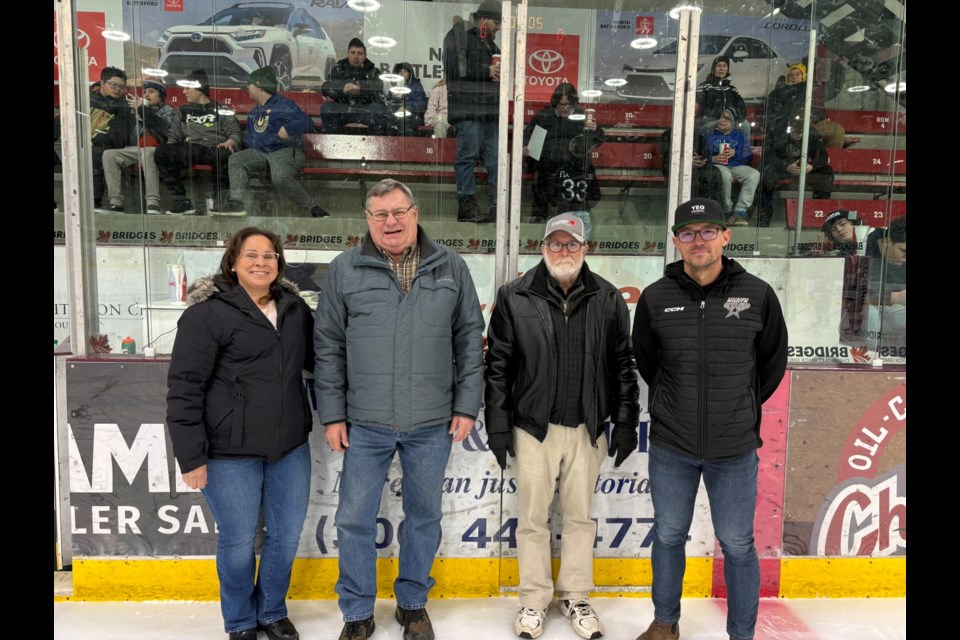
top-left (632, 258), bottom-right (788, 460)
top-left (444, 24), bottom-right (501, 123)
top-left (166, 276), bottom-right (315, 474)
top-left (321, 58), bottom-right (385, 106)
top-left (484, 262), bottom-right (640, 444)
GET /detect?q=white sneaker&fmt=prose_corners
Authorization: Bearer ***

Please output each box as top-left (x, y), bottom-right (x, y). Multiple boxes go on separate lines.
top-left (514, 607), bottom-right (547, 639)
top-left (559, 599), bottom-right (604, 639)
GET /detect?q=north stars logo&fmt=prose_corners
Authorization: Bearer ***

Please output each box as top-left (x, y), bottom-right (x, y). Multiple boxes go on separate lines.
top-left (723, 297), bottom-right (750, 318)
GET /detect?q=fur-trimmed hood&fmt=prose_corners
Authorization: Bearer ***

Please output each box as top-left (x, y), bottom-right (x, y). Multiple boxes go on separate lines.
top-left (185, 274), bottom-right (301, 306)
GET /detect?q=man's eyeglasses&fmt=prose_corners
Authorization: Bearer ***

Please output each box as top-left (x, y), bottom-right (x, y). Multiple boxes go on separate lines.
top-left (239, 250), bottom-right (280, 263)
top-left (103, 80), bottom-right (125, 91)
top-left (365, 204), bottom-right (415, 221)
top-left (676, 228), bottom-right (722, 243)
top-left (543, 240), bottom-right (583, 253)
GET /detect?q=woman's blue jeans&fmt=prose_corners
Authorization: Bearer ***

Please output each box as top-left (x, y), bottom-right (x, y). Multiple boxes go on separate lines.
top-left (648, 442), bottom-right (760, 640)
top-left (202, 442), bottom-right (311, 633)
top-left (334, 423), bottom-right (452, 622)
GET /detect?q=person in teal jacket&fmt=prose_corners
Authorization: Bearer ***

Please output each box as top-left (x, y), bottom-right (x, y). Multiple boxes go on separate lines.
top-left (314, 179), bottom-right (484, 640)
top-left (214, 66), bottom-right (329, 218)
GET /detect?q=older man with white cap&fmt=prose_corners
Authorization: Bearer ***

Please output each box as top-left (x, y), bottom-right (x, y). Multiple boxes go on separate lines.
top-left (484, 213), bottom-right (640, 639)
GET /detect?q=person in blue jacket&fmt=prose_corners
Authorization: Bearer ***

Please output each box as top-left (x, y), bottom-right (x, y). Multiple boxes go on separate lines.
top-left (388, 62), bottom-right (428, 135)
top-left (214, 67), bottom-right (329, 218)
top-left (700, 107), bottom-right (759, 227)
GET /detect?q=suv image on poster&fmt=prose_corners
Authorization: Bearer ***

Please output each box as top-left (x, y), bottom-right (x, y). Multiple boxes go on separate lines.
top-left (615, 34), bottom-right (791, 103)
top-left (157, 2), bottom-right (338, 92)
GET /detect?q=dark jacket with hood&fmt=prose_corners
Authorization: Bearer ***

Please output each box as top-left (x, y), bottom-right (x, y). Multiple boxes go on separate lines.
top-left (166, 275), bottom-right (315, 474)
top-left (321, 57), bottom-right (386, 106)
top-left (632, 257), bottom-right (788, 460)
top-left (389, 63), bottom-right (428, 117)
top-left (443, 22), bottom-right (501, 123)
top-left (695, 56), bottom-right (747, 124)
top-left (484, 261), bottom-right (640, 446)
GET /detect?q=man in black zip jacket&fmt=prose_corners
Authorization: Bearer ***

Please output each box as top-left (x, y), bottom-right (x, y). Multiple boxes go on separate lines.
top-left (485, 213), bottom-right (640, 640)
top-left (630, 198), bottom-right (787, 640)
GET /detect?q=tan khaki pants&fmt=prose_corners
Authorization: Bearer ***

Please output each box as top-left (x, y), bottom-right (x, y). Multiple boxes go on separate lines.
top-left (515, 424), bottom-right (607, 609)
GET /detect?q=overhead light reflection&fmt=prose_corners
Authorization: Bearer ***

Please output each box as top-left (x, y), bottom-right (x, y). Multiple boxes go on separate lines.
top-left (102, 29), bottom-right (131, 42)
top-left (668, 5), bottom-right (701, 20)
top-left (847, 85), bottom-right (871, 93)
top-left (604, 78), bottom-right (628, 87)
top-left (368, 35), bottom-right (397, 48)
top-left (177, 79), bottom-right (201, 89)
top-left (347, 0), bottom-right (381, 13)
top-left (568, 113), bottom-right (586, 121)
top-left (631, 37), bottom-right (658, 50)
top-left (142, 68), bottom-right (168, 78)
top-left (390, 86), bottom-right (412, 95)
top-left (581, 89), bottom-right (603, 98)
top-left (380, 73), bottom-right (404, 83)
top-left (884, 81), bottom-right (906, 94)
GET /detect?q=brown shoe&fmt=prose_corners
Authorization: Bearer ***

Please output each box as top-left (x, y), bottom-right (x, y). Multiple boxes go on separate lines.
top-left (338, 616), bottom-right (375, 640)
top-left (395, 606), bottom-right (434, 640)
top-left (636, 619), bottom-right (679, 640)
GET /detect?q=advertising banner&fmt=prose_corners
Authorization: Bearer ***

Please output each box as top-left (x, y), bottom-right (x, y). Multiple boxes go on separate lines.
top-left (782, 371), bottom-right (906, 557)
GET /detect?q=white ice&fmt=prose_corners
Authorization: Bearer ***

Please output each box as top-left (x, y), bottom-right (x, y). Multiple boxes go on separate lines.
top-left (54, 594), bottom-right (907, 639)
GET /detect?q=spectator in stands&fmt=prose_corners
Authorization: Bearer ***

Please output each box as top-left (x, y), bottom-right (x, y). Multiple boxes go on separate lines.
top-left (155, 69), bottom-right (241, 215)
top-left (90, 66), bottom-right (136, 209)
top-left (522, 83), bottom-right (604, 223)
top-left (320, 38), bottom-right (390, 135)
top-left (764, 63), bottom-right (807, 137)
top-left (863, 216), bottom-right (906, 352)
top-left (696, 55), bottom-right (747, 135)
top-left (757, 110), bottom-right (834, 228)
top-left (821, 209), bottom-right (867, 256)
top-left (388, 62), bottom-right (428, 136)
top-left (98, 80), bottom-right (177, 215)
top-left (215, 67), bottom-right (330, 218)
top-left (444, 0), bottom-right (503, 224)
top-left (424, 77), bottom-right (450, 138)
top-left (701, 107), bottom-right (758, 227)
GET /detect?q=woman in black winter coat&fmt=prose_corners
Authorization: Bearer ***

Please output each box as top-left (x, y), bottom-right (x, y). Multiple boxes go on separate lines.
top-left (166, 226), bottom-right (315, 640)
top-left (696, 55), bottom-right (747, 127)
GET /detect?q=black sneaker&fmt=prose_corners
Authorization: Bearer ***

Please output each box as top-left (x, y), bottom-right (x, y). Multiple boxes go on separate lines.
top-left (310, 204), bottom-right (331, 218)
top-left (338, 616), bottom-right (375, 640)
top-left (166, 199), bottom-right (196, 215)
top-left (395, 607), bottom-right (434, 640)
top-left (146, 204), bottom-right (163, 215)
top-left (210, 198), bottom-right (247, 217)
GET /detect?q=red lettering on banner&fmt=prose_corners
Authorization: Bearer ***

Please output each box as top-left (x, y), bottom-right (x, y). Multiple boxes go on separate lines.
top-left (525, 33), bottom-right (580, 101)
top-left (53, 11), bottom-right (107, 82)
top-left (165, 0), bottom-right (184, 11)
top-left (635, 16), bottom-right (655, 36)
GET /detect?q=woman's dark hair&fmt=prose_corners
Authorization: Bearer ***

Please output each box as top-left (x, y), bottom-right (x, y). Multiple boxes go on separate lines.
top-left (549, 82), bottom-right (579, 109)
top-left (218, 226), bottom-right (287, 300)
top-left (393, 62), bottom-right (417, 82)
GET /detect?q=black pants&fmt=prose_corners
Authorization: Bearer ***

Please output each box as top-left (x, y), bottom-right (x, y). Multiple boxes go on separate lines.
top-left (155, 143), bottom-right (231, 200)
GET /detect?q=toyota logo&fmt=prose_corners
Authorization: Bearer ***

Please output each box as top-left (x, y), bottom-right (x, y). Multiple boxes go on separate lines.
top-left (528, 49), bottom-right (564, 74)
top-left (190, 32), bottom-right (203, 42)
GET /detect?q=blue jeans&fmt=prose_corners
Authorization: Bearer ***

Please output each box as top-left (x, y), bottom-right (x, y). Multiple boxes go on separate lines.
top-left (648, 442), bottom-right (760, 640)
top-left (202, 442), bottom-right (311, 633)
top-left (334, 422), bottom-right (452, 621)
top-left (453, 119), bottom-right (499, 206)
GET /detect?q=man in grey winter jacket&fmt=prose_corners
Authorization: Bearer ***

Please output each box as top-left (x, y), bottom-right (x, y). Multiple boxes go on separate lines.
top-left (314, 179), bottom-right (484, 640)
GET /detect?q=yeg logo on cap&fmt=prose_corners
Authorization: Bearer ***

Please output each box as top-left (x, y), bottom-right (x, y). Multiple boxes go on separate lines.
top-left (691, 204), bottom-right (705, 212)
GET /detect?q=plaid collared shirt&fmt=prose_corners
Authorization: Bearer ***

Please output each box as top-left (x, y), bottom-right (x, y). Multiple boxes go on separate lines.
top-left (378, 242), bottom-right (420, 294)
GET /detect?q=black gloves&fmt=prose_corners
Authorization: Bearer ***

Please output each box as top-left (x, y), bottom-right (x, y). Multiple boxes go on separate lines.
top-left (607, 424), bottom-right (638, 468)
top-left (487, 431), bottom-right (516, 470)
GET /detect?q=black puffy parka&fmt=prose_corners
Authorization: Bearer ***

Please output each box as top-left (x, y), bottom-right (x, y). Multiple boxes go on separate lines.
top-left (166, 275), bottom-right (315, 474)
top-left (484, 261), bottom-right (640, 445)
top-left (632, 257), bottom-right (788, 460)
